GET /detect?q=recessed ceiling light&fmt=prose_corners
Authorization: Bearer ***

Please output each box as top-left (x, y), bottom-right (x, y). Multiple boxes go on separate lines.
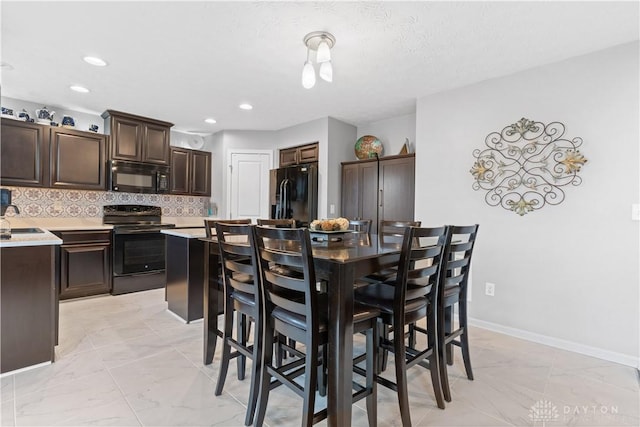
top-left (239, 103), bottom-right (253, 110)
top-left (83, 56), bottom-right (107, 66)
top-left (204, 118), bottom-right (217, 124)
top-left (70, 85), bottom-right (90, 93)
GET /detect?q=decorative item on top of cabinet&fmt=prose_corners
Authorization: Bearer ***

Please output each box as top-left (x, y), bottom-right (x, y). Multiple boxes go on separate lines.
top-left (279, 142), bottom-right (318, 167)
top-left (170, 147), bottom-right (211, 196)
top-left (1, 119), bottom-right (51, 187)
top-left (50, 127), bottom-right (107, 190)
top-left (101, 110), bottom-right (173, 165)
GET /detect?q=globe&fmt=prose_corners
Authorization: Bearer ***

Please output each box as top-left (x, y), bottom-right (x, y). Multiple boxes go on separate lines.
top-left (354, 135), bottom-right (384, 160)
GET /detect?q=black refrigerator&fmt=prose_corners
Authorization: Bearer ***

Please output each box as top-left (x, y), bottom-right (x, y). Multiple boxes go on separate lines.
top-left (270, 163), bottom-right (318, 227)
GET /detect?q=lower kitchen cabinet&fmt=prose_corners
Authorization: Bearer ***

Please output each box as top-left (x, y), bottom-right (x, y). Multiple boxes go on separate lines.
top-left (54, 230), bottom-right (112, 300)
top-left (1, 244), bottom-right (56, 373)
top-left (165, 233), bottom-right (204, 322)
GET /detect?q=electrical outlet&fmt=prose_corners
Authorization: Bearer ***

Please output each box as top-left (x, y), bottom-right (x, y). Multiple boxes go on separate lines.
top-left (330, 204), bottom-right (335, 214)
top-left (485, 282), bottom-right (495, 297)
top-left (632, 204), bottom-right (640, 221)
top-left (53, 202), bottom-right (63, 214)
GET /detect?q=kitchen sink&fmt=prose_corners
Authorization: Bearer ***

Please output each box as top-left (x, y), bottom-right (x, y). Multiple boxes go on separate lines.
top-left (10, 227), bottom-right (45, 234)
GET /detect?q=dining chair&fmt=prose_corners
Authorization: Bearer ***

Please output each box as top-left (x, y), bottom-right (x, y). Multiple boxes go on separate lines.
top-left (203, 218), bottom-right (253, 357)
top-left (348, 218), bottom-right (372, 233)
top-left (355, 225), bottom-right (451, 425)
top-left (439, 224), bottom-right (479, 403)
top-left (256, 218), bottom-right (296, 228)
top-left (213, 223), bottom-right (262, 426)
top-left (253, 226), bottom-right (379, 427)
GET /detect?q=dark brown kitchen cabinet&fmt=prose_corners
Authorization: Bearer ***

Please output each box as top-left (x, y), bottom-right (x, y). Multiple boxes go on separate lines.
top-left (1, 245), bottom-right (56, 373)
top-left (50, 127), bottom-right (107, 190)
top-left (54, 230), bottom-right (111, 300)
top-left (341, 158), bottom-right (378, 226)
top-left (341, 154), bottom-right (415, 234)
top-left (170, 147), bottom-right (211, 196)
top-left (279, 142), bottom-right (319, 166)
top-left (0, 120), bottom-right (50, 187)
top-left (102, 110), bottom-right (172, 165)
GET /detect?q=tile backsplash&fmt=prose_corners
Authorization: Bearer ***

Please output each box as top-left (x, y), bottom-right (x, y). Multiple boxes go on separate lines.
top-left (3, 187), bottom-right (208, 218)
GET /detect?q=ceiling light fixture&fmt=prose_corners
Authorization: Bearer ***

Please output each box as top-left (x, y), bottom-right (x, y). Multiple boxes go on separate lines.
top-left (239, 103), bottom-right (253, 110)
top-left (70, 85), bottom-right (90, 93)
top-left (302, 31), bottom-right (335, 89)
top-left (83, 56), bottom-right (107, 67)
top-left (204, 118), bottom-right (217, 124)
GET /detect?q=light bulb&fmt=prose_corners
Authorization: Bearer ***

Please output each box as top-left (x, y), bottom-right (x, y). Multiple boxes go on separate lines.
top-left (319, 61), bottom-right (332, 82)
top-left (316, 40), bottom-right (331, 63)
top-left (302, 60), bottom-right (316, 89)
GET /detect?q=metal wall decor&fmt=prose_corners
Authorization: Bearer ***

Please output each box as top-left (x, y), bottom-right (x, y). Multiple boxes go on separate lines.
top-left (470, 118), bottom-right (587, 216)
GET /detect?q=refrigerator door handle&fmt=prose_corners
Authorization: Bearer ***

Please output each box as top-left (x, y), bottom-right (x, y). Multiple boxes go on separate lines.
top-left (277, 179), bottom-right (285, 219)
top-left (283, 179), bottom-right (290, 218)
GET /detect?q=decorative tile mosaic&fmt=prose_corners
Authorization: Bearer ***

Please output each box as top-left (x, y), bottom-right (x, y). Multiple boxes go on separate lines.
top-left (3, 187), bottom-right (207, 218)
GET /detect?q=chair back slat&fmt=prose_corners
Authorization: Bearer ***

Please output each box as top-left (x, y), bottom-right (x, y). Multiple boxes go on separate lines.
top-left (257, 218), bottom-right (296, 228)
top-left (205, 218), bottom-right (252, 238)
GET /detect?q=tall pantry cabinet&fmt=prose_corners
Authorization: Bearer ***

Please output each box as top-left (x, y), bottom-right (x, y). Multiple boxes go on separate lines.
top-left (341, 154), bottom-right (415, 234)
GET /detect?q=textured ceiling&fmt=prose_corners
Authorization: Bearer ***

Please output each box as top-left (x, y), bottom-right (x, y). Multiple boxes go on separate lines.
top-left (1, 1), bottom-right (638, 134)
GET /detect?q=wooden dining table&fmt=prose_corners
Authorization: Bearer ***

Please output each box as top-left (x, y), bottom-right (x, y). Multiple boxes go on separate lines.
top-left (200, 231), bottom-right (403, 427)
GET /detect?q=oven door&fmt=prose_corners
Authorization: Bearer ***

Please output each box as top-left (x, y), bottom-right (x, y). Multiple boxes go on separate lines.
top-left (113, 231), bottom-right (166, 275)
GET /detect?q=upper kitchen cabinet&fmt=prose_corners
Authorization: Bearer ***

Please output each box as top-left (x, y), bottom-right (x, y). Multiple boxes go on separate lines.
top-left (0, 120), bottom-right (50, 187)
top-left (170, 147), bottom-right (211, 196)
top-left (279, 142), bottom-right (319, 167)
top-left (50, 127), bottom-right (107, 190)
top-left (101, 110), bottom-right (173, 165)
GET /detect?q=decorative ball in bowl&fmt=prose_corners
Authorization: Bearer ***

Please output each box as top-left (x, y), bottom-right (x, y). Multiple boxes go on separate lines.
top-left (309, 217), bottom-right (350, 232)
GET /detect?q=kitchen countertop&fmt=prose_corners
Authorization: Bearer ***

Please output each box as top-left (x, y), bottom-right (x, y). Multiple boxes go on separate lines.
top-left (0, 229), bottom-right (63, 248)
top-left (161, 228), bottom-right (207, 239)
top-left (3, 216), bottom-right (219, 231)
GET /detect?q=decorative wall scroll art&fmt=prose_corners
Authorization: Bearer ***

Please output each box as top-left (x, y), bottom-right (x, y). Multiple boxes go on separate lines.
top-left (470, 118), bottom-right (588, 216)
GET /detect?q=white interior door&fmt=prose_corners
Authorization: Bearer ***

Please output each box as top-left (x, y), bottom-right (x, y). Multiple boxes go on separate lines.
top-left (228, 151), bottom-right (272, 221)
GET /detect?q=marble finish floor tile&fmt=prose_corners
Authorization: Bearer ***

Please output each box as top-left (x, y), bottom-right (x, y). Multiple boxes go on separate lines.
top-left (4, 289), bottom-right (638, 426)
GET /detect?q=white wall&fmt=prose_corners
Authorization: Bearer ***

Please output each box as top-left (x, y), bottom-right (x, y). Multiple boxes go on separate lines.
top-left (328, 117), bottom-right (357, 217)
top-left (357, 112), bottom-right (416, 157)
top-left (415, 42), bottom-right (639, 364)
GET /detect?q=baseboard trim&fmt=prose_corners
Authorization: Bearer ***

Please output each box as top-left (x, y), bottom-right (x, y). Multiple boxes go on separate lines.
top-left (468, 317), bottom-right (639, 369)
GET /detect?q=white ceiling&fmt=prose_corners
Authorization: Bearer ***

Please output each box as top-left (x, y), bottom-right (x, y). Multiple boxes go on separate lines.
top-left (1, 1), bottom-right (638, 134)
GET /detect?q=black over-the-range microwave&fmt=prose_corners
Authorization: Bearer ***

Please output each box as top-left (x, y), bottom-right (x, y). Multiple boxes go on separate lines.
top-left (108, 160), bottom-right (170, 194)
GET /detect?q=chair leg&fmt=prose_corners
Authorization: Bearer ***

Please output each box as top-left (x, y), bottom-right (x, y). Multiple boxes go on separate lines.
top-left (437, 306), bottom-right (451, 404)
top-left (215, 299), bottom-right (234, 396)
top-left (459, 299), bottom-right (474, 381)
top-left (444, 305), bottom-right (453, 366)
top-left (379, 322), bottom-right (390, 373)
top-left (408, 323), bottom-right (416, 349)
top-left (237, 313), bottom-right (246, 380)
top-left (244, 313), bottom-right (262, 426)
top-left (317, 344), bottom-right (327, 397)
top-left (366, 326), bottom-right (378, 427)
top-left (393, 325), bottom-right (412, 427)
top-left (302, 342), bottom-right (318, 427)
top-left (254, 320), bottom-right (274, 427)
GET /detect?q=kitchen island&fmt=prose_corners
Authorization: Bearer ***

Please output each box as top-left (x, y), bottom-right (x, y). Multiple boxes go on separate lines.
top-left (0, 229), bottom-right (62, 374)
top-left (163, 228), bottom-right (208, 323)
